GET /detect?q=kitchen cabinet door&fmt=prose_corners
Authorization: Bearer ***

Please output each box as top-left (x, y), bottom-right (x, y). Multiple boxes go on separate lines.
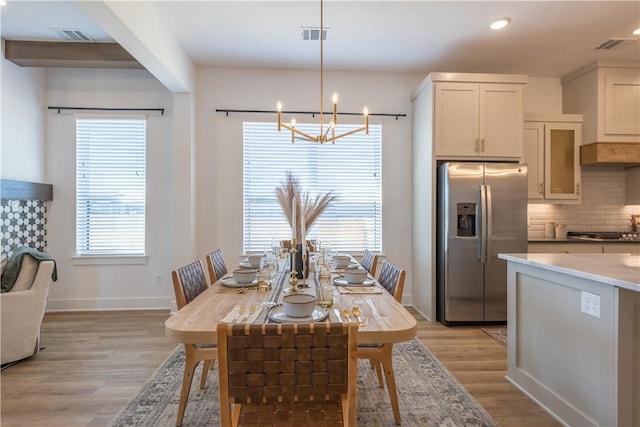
top-left (544, 122), bottom-right (581, 200)
top-left (602, 243), bottom-right (640, 254)
top-left (523, 123), bottom-right (544, 199)
top-left (524, 116), bottom-right (582, 202)
top-left (434, 82), bottom-right (523, 159)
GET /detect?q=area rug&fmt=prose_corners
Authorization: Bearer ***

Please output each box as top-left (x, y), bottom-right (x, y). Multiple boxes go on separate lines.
top-left (481, 327), bottom-right (507, 347)
top-left (109, 338), bottom-right (497, 427)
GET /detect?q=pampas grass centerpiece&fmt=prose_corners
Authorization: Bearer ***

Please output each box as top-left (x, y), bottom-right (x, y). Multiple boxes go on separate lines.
top-left (275, 171), bottom-right (336, 243)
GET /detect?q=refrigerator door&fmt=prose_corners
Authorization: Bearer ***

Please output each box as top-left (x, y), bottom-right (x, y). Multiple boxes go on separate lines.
top-left (439, 163), bottom-right (485, 322)
top-left (483, 163), bottom-right (528, 321)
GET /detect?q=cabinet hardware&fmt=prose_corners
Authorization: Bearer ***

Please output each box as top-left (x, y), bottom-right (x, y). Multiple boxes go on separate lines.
top-left (481, 138), bottom-right (485, 152)
top-left (576, 183), bottom-right (580, 195)
top-left (539, 183), bottom-right (543, 194)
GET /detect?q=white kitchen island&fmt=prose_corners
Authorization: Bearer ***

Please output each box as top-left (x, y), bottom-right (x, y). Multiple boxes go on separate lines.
top-left (499, 253), bottom-right (640, 427)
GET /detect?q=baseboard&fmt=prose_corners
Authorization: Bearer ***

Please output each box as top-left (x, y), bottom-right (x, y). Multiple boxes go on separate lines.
top-left (45, 297), bottom-right (172, 312)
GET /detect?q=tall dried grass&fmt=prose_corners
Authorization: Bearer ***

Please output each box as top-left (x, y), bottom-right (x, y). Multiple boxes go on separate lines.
top-left (275, 171), bottom-right (336, 242)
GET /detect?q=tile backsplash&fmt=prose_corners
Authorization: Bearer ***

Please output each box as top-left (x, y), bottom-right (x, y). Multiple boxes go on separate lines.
top-left (1, 199), bottom-right (48, 258)
top-left (528, 165), bottom-right (639, 238)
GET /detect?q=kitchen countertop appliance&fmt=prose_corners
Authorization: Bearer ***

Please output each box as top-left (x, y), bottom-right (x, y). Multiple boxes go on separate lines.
top-left (437, 162), bottom-right (527, 325)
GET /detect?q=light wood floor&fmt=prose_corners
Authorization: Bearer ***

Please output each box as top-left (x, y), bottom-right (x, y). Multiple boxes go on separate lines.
top-left (0, 308), bottom-right (560, 427)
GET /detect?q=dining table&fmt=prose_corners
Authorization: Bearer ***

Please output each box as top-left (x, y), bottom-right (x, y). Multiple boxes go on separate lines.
top-left (165, 257), bottom-right (417, 346)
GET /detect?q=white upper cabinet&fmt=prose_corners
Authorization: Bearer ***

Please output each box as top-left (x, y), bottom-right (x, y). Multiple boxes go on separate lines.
top-left (429, 74), bottom-right (526, 160)
top-left (524, 114), bottom-right (583, 202)
top-left (562, 61), bottom-right (640, 144)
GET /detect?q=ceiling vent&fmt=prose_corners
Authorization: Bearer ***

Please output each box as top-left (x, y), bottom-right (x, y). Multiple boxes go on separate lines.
top-left (594, 38), bottom-right (635, 50)
top-left (300, 27), bottom-right (328, 41)
top-left (51, 28), bottom-right (93, 41)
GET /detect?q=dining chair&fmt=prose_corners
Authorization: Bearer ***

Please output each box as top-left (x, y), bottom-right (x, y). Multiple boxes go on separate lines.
top-left (217, 322), bottom-right (358, 427)
top-left (360, 249), bottom-right (379, 277)
top-left (357, 259), bottom-right (406, 425)
top-left (171, 260), bottom-right (218, 427)
top-left (206, 248), bottom-right (228, 284)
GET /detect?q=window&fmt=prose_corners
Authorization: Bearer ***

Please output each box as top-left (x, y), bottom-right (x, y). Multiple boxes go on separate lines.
top-left (76, 117), bottom-right (146, 256)
top-left (243, 122), bottom-right (382, 253)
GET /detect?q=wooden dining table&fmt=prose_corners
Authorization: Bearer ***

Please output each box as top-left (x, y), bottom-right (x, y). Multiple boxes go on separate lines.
top-left (165, 259), bottom-right (417, 346)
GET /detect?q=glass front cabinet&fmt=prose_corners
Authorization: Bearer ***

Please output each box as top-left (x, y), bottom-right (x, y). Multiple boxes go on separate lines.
top-left (524, 114), bottom-right (582, 202)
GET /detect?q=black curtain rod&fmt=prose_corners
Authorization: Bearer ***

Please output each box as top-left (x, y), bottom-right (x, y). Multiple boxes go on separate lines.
top-left (48, 106), bottom-right (165, 115)
top-left (215, 108), bottom-right (406, 120)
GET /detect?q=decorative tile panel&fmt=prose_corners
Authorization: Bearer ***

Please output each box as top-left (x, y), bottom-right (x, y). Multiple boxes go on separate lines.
top-left (0, 199), bottom-right (48, 258)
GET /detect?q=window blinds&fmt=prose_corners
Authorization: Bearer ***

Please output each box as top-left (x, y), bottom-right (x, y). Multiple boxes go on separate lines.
top-left (243, 122), bottom-right (382, 253)
top-left (76, 118), bottom-right (146, 255)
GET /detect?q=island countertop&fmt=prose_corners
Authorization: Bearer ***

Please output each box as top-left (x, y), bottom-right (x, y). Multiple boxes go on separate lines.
top-left (498, 253), bottom-right (640, 292)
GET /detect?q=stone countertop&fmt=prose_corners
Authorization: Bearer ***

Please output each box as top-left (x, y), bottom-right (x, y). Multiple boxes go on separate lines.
top-left (498, 253), bottom-right (640, 292)
top-left (528, 237), bottom-right (640, 243)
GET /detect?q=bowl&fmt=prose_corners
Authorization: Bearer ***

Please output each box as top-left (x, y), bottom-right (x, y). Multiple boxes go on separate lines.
top-left (247, 254), bottom-right (264, 267)
top-left (282, 293), bottom-right (317, 317)
top-left (344, 268), bottom-right (368, 284)
top-left (334, 254), bottom-right (352, 268)
top-left (232, 268), bottom-right (257, 284)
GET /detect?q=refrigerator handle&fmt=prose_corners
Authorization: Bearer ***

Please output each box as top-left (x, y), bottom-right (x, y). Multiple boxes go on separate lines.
top-left (486, 184), bottom-right (493, 263)
top-left (480, 184), bottom-right (487, 263)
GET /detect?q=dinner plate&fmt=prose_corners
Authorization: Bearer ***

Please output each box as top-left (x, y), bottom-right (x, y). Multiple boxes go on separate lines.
top-left (333, 278), bottom-right (376, 287)
top-left (267, 304), bottom-right (329, 323)
top-left (220, 277), bottom-right (259, 288)
top-left (239, 260), bottom-right (256, 268)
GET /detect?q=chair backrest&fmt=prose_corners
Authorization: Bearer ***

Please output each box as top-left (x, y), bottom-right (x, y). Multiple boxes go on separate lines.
top-left (361, 249), bottom-right (379, 277)
top-left (172, 260), bottom-right (208, 310)
top-left (206, 249), bottom-right (228, 284)
top-left (377, 260), bottom-right (406, 303)
top-left (217, 322), bottom-right (358, 424)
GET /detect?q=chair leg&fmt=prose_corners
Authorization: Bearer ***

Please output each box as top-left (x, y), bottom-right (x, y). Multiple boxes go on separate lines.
top-left (199, 359), bottom-right (213, 389)
top-left (176, 350), bottom-right (199, 427)
top-left (370, 358), bottom-right (384, 388)
top-left (380, 349), bottom-right (401, 425)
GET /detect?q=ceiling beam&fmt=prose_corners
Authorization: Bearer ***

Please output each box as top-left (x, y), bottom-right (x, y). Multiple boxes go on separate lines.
top-left (3, 40), bottom-right (143, 69)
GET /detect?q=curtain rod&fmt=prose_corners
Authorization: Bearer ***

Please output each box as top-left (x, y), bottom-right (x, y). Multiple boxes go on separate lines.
top-left (215, 108), bottom-right (406, 120)
top-left (48, 106), bottom-right (165, 115)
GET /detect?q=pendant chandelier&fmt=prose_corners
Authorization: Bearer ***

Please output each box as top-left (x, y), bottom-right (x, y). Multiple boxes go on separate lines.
top-left (277, 0), bottom-right (368, 144)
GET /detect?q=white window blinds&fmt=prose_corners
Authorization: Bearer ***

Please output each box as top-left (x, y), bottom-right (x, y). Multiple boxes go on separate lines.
top-left (76, 118), bottom-right (146, 255)
top-left (243, 122), bottom-right (382, 253)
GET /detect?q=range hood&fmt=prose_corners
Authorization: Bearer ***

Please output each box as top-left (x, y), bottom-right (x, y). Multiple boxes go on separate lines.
top-left (580, 142), bottom-right (640, 165)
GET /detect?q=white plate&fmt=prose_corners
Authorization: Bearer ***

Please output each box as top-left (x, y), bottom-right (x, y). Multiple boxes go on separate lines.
top-left (336, 261), bottom-right (359, 270)
top-left (267, 304), bottom-right (329, 323)
top-left (333, 278), bottom-right (376, 287)
top-left (220, 277), bottom-right (258, 288)
top-left (239, 260), bottom-right (256, 268)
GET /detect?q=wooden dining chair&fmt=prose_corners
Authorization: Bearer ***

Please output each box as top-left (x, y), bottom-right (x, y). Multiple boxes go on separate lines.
top-left (357, 259), bottom-right (406, 425)
top-left (171, 260), bottom-right (218, 426)
top-left (217, 322), bottom-right (358, 427)
top-left (206, 248), bottom-right (228, 284)
top-left (360, 249), bottom-right (379, 277)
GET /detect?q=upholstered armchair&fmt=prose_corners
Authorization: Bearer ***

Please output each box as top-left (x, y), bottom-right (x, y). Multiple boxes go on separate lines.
top-left (1, 256), bottom-right (55, 365)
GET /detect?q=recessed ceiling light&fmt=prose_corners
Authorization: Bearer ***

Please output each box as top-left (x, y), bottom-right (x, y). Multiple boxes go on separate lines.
top-left (0, 0), bottom-right (6, 6)
top-left (491, 17), bottom-right (511, 30)
top-left (634, 27), bottom-right (640, 36)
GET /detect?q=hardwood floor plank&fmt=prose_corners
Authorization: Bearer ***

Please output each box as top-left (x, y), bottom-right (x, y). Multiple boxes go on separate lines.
top-left (0, 309), bottom-right (560, 426)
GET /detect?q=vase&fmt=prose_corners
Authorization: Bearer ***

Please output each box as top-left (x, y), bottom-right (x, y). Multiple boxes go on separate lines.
top-left (289, 243), bottom-right (309, 279)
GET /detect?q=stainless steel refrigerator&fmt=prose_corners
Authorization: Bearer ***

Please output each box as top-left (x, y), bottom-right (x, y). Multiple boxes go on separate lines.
top-left (437, 162), bottom-right (527, 325)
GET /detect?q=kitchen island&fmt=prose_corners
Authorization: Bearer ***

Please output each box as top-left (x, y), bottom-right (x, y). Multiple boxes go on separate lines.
top-left (499, 253), bottom-right (640, 427)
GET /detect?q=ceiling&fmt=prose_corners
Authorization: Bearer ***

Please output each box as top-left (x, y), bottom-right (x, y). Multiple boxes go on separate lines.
top-left (1, 1), bottom-right (639, 78)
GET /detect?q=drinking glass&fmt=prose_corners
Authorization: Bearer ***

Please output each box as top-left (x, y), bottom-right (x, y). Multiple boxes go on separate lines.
top-left (319, 283), bottom-right (334, 308)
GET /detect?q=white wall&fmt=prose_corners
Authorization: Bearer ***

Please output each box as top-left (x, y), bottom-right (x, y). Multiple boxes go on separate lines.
top-left (1, 49), bottom-right (46, 182)
top-left (195, 67), bottom-right (424, 304)
top-left (44, 68), bottom-right (176, 310)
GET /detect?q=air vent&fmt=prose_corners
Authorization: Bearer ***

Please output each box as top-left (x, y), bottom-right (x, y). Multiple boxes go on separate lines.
top-left (51, 28), bottom-right (93, 41)
top-left (301, 27), bottom-right (327, 41)
top-left (594, 38), bottom-right (635, 50)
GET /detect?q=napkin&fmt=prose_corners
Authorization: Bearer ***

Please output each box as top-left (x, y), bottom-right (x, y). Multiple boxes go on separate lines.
top-left (220, 304), bottom-right (263, 323)
top-left (337, 286), bottom-right (383, 294)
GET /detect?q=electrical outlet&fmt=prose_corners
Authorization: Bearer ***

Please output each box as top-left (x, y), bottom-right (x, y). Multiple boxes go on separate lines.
top-left (581, 291), bottom-right (600, 318)
top-left (155, 274), bottom-right (163, 285)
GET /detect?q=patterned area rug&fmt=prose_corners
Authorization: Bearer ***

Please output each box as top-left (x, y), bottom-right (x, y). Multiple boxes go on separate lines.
top-left (109, 338), bottom-right (497, 427)
top-left (481, 327), bottom-right (507, 347)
